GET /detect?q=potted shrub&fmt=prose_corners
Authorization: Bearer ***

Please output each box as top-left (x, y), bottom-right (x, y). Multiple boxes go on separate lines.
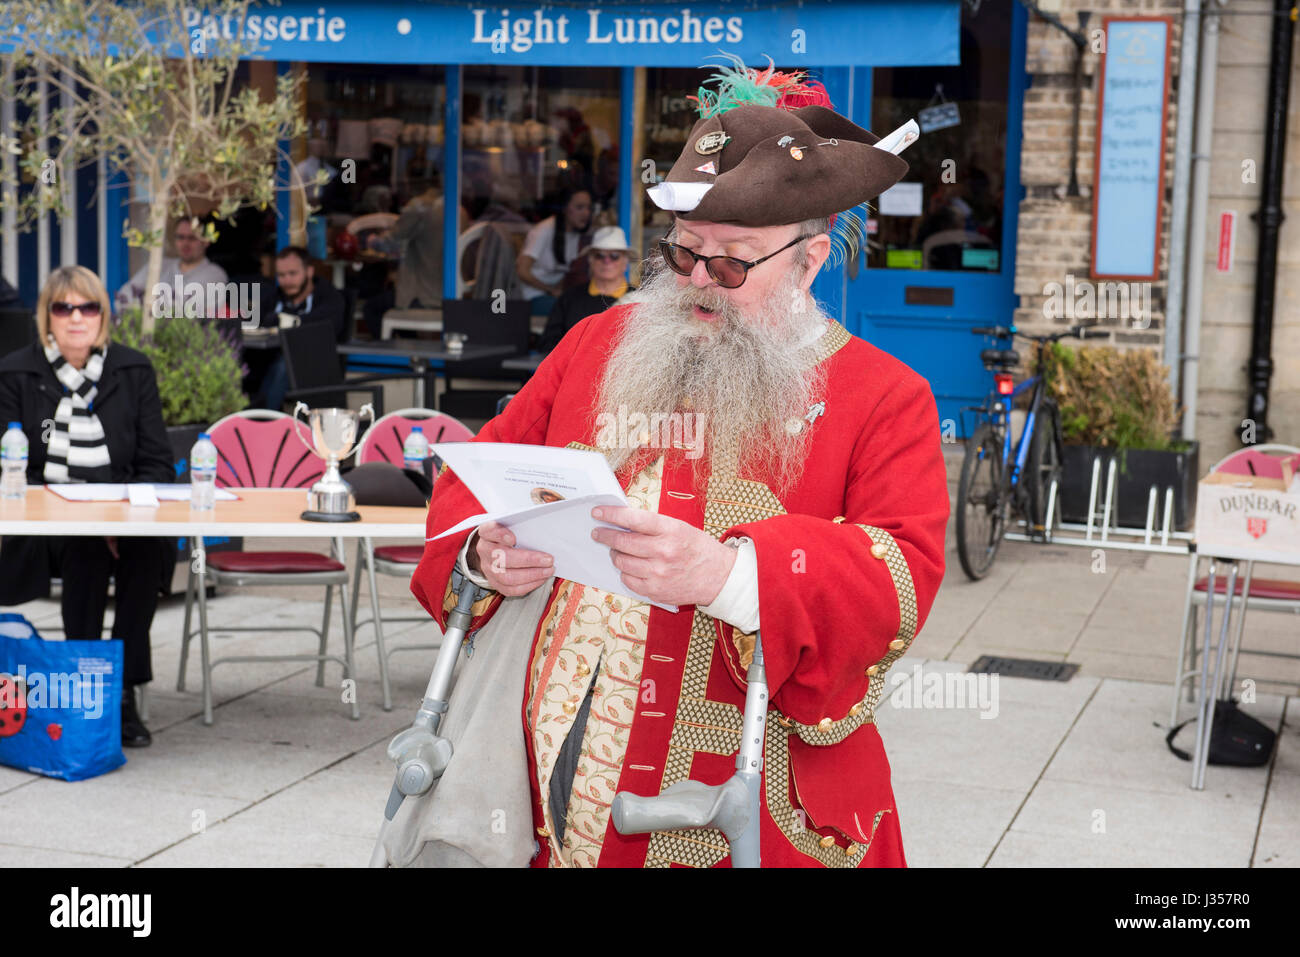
top-left (113, 305), bottom-right (249, 560)
top-left (1041, 343), bottom-right (1199, 530)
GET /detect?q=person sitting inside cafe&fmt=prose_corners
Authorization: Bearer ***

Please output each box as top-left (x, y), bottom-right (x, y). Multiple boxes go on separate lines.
top-left (251, 245), bottom-right (346, 411)
top-left (0, 265), bottom-right (174, 747)
top-left (538, 225), bottom-right (636, 353)
top-left (115, 216), bottom-right (228, 311)
top-left (516, 187), bottom-right (593, 317)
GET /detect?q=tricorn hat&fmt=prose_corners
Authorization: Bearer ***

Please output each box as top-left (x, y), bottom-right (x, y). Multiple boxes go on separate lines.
top-left (647, 59), bottom-right (911, 229)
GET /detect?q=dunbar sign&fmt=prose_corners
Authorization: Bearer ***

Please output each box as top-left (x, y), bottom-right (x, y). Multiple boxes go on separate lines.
top-left (187, 0), bottom-right (960, 66)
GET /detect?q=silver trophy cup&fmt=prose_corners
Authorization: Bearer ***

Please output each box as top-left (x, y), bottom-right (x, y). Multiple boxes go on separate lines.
top-left (294, 402), bottom-right (374, 521)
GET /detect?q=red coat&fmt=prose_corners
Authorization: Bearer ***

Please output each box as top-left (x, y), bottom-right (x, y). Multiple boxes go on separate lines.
top-left (410, 304), bottom-right (949, 867)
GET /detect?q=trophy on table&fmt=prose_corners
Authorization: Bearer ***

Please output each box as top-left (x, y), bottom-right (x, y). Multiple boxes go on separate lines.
top-left (293, 402), bottom-right (374, 521)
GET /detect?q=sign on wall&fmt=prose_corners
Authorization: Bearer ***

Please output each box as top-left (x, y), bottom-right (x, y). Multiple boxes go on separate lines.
top-left (178, 1), bottom-right (961, 67)
top-left (1090, 17), bottom-right (1172, 281)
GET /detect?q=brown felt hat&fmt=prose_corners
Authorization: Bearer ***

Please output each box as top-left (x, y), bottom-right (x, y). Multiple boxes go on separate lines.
top-left (647, 104), bottom-right (909, 227)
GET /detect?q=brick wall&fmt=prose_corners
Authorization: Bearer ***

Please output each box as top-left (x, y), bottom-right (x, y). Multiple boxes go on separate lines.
top-left (1014, 1), bottom-right (1300, 467)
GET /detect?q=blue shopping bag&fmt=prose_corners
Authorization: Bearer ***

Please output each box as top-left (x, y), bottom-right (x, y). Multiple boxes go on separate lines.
top-left (0, 614), bottom-right (125, 781)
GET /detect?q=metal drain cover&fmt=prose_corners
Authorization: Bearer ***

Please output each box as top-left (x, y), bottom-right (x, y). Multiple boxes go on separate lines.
top-left (968, 656), bottom-right (1078, 682)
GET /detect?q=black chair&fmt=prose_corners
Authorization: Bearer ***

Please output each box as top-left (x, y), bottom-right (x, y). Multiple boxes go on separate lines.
top-left (0, 307), bottom-right (36, 361)
top-left (439, 299), bottom-right (529, 419)
top-left (281, 321), bottom-right (411, 417)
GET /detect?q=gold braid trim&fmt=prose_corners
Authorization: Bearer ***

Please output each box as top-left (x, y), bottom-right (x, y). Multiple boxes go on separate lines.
top-left (772, 697), bottom-right (875, 746)
top-left (853, 524), bottom-right (920, 714)
top-left (766, 721), bottom-right (890, 867)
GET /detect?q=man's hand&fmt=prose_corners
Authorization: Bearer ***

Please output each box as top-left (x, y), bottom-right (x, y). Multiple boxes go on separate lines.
top-left (591, 506), bottom-right (737, 607)
top-left (469, 521), bottom-right (555, 597)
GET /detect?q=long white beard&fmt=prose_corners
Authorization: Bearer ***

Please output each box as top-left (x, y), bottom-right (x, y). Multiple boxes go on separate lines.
top-left (591, 260), bottom-right (829, 493)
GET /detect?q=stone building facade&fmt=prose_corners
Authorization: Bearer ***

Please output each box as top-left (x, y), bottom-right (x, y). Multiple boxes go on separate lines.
top-left (1013, 0), bottom-right (1298, 467)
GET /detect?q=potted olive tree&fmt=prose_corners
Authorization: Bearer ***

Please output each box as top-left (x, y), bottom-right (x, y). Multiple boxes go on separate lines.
top-left (1042, 343), bottom-right (1199, 530)
top-left (114, 305), bottom-right (249, 561)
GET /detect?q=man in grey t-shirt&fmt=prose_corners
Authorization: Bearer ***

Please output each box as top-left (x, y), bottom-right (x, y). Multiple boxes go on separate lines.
top-left (115, 217), bottom-right (229, 311)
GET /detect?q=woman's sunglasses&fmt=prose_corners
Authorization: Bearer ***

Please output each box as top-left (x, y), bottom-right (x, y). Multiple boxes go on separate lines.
top-left (658, 235), bottom-right (815, 289)
top-left (590, 251), bottom-right (626, 263)
top-left (50, 301), bottom-right (102, 319)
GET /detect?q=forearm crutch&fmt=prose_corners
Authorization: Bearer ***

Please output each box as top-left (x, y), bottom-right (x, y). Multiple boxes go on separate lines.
top-left (611, 632), bottom-right (767, 868)
top-left (369, 568), bottom-right (488, 866)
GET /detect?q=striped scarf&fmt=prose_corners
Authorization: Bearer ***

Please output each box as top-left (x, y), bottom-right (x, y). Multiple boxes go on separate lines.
top-left (43, 341), bottom-right (111, 483)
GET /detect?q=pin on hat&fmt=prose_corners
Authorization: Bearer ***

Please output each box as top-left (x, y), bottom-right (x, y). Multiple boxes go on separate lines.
top-left (645, 53), bottom-right (922, 254)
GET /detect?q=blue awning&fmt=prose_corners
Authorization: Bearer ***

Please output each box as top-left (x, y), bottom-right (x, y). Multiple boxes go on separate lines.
top-left (201, 0), bottom-right (960, 67)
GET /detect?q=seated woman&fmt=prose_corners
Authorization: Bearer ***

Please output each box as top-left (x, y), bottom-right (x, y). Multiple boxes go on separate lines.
top-left (538, 226), bottom-right (636, 353)
top-left (0, 266), bottom-right (174, 747)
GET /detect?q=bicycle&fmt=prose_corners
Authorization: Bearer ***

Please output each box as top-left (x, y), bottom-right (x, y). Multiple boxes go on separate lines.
top-left (955, 322), bottom-right (1109, 580)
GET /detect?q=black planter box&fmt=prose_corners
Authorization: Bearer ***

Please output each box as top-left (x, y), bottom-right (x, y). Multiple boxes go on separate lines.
top-left (1058, 441), bottom-right (1199, 531)
top-left (166, 424), bottom-right (242, 563)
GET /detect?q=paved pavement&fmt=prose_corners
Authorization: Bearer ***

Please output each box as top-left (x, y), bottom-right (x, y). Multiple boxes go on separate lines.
top-left (1, 447), bottom-right (1296, 867)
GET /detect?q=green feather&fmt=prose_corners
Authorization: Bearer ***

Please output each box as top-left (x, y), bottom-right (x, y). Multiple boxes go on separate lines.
top-left (693, 52), bottom-right (782, 118)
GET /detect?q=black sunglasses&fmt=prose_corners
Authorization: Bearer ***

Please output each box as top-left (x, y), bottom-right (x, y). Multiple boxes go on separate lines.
top-left (658, 234), bottom-right (815, 289)
top-left (50, 301), bottom-right (103, 319)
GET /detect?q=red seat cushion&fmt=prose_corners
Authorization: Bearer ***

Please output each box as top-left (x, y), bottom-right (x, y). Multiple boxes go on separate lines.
top-left (1194, 576), bottom-right (1300, 601)
top-left (374, 545), bottom-right (424, 564)
top-left (206, 551), bottom-right (346, 574)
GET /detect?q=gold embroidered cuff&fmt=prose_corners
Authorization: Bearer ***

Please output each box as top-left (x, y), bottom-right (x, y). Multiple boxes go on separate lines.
top-left (771, 693), bottom-right (874, 746)
top-left (854, 523), bottom-right (919, 675)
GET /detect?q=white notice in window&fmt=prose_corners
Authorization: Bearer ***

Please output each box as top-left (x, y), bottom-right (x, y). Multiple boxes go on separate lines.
top-left (878, 182), bottom-right (923, 217)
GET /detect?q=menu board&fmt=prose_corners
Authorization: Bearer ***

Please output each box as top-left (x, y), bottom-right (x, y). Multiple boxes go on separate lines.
top-left (1091, 18), bottom-right (1172, 280)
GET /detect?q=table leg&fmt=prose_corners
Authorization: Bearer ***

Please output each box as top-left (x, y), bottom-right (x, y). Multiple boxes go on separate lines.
top-left (1191, 560), bottom-right (1217, 788)
top-left (1223, 560), bottom-right (1254, 700)
top-left (193, 539), bottom-right (214, 727)
top-left (408, 358), bottom-right (426, 409)
top-left (1170, 549), bottom-right (1200, 728)
top-left (1194, 561), bottom-right (1239, 790)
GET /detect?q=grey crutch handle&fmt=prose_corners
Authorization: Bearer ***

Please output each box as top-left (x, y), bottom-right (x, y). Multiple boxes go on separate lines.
top-left (610, 634), bottom-right (767, 867)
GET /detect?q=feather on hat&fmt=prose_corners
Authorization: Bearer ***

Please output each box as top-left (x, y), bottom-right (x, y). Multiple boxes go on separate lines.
top-left (649, 54), bottom-right (910, 266)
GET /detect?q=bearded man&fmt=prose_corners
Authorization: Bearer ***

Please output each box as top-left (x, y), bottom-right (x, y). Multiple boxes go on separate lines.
top-left (406, 70), bottom-right (949, 868)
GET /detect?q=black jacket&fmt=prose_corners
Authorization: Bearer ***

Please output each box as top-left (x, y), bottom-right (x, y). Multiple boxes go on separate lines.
top-left (0, 341), bottom-right (174, 485)
top-left (0, 341), bottom-right (174, 605)
top-left (260, 275), bottom-right (347, 342)
top-left (539, 282), bottom-right (634, 353)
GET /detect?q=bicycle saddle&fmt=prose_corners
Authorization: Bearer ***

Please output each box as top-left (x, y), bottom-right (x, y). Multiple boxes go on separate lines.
top-left (980, 348), bottom-right (1020, 368)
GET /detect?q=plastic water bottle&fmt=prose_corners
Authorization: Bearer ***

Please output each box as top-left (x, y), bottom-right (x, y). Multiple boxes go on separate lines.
top-left (403, 426), bottom-right (429, 472)
top-left (190, 433), bottom-right (218, 511)
top-left (1, 422), bottom-right (27, 500)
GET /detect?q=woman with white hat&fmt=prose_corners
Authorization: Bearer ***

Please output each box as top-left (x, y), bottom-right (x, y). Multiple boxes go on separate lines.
top-left (538, 225), bottom-right (635, 353)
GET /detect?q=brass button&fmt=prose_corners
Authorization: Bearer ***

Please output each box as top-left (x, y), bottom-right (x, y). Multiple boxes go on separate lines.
top-left (536, 826), bottom-right (551, 838)
top-left (888, 639), bottom-right (905, 651)
top-left (832, 516), bottom-right (846, 524)
top-left (865, 665), bottom-right (879, 677)
top-left (817, 717), bottom-right (833, 732)
top-left (562, 700), bottom-right (577, 715)
top-left (575, 663), bottom-right (590, 678)
top-left (818, 834), bottom-right (835, 848)
top-left (849, 704), bottom-right (862, 717)
top-left (776, 715), bottom-right (794, 728)
top-left (870, 542), bottom-right (888, 560)
top-left (845, 843), bottom-right (860, 857)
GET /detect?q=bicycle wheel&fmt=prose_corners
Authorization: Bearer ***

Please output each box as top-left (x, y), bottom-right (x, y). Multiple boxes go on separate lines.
top-left (956, 423), bottom-right (1008, 580)
top-left (1025, 399), bottom-right (1062, 537)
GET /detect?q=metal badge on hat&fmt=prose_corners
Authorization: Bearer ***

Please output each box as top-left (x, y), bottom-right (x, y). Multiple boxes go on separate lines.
top-left (695, 131), bottom-right (730, 154)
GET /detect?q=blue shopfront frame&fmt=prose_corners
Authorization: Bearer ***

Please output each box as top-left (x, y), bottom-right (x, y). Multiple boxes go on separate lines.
top-left (10, 1), bottom-right (971, 359)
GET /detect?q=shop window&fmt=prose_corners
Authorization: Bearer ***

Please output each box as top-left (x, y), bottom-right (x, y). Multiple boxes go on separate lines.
top-left (869, 0), bottom-right (1009, 272)
top-left (459, 65), bottom-right (619, 301)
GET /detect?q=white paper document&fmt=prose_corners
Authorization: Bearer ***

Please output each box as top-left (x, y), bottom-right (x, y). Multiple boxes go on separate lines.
top-left (429, 442), bottom-right (678, 611)
top-left (48, 483), bottom-right (238, 503)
